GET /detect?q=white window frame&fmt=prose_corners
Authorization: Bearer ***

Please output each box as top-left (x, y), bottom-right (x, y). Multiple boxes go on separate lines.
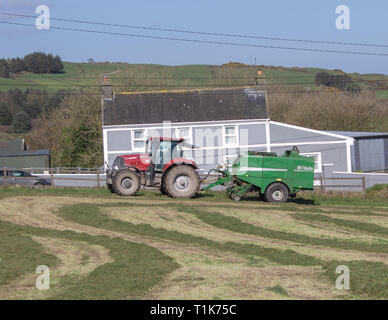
top-left (223, 125), bottom-right (238, 148)
top-left (132, 129), bottom-right (147, 152)
top-left (300, 152), bottom-right (322, 173)
top-left (176, 127), bottom-right (192, 149)
top-left (224, 154), bottom-right (238, 167)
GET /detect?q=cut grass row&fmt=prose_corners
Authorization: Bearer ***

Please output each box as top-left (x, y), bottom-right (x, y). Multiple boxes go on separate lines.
top-left (57, 201), bottom-right (388, 299)
top-left (0, 218), bottom-right (178, 299)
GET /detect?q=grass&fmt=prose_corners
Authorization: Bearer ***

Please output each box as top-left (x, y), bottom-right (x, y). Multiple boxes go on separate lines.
top-left (267, 284), bottom-right (289, 297)
top-left (0, 187), bottom-right (388, 299)
top-left (0, 219), bottom-right (178, 299)
top-left (58, 202), bottom-right (323, 267)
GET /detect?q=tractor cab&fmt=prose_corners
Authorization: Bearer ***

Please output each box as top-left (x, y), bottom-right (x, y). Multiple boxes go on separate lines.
top-left (146, 137), bottom-right (184, 171)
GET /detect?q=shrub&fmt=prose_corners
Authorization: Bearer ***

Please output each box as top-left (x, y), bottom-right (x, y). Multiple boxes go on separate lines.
top-left (0, 103), bottom-right (12, 125)
top-left (12, 111), bottom-right (31, 133)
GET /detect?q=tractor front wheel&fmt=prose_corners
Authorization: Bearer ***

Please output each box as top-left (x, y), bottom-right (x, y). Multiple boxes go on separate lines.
top-left (265, 183), bottom-right (289, 203)
top-left (112, 169), bottom-right (140, 196)
top-left (164, 165), bottom-right (200, 198)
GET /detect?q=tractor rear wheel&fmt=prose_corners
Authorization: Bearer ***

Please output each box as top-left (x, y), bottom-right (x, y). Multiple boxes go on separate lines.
top-left (265, 183), bottom-right (289, 203)
top-left (107, 183), bottom-right (115, 193)
top-left (112, 169), bottom-right (140, 196)
top-left (164, 165), bottom-right (200, 198)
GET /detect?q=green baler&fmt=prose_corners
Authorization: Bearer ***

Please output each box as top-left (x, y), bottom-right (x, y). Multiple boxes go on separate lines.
top-left (202, 148), bottom-right (315, 203)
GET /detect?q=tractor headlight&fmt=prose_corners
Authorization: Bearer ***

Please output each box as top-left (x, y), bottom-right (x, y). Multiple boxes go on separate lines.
top-left (218, 163), bottom-right (227, 172)
top-left (113, 165), bottom-right (119, 171)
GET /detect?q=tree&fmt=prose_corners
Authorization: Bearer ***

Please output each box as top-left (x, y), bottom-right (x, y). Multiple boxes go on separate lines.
top-left (24, 52), bottom-right (64, 74)
top-left (0, 59), bottom-right (9, 78)
top-left (8, 58), bottom-right (27, 73)
top-left (315, 72), bottom-right (331, 86)
top-left (7, 88), bottom-right (26, 111)
top-left (22, 98), bottom-right (42, 118)
top-left (45, 89), bottom-right (67, 112)
top-left (50, 55), bottom-right (64, 73)
top-left (0, 103), bottom-right (12, 125)
top-left (12, 111), bottom-right (31, 133)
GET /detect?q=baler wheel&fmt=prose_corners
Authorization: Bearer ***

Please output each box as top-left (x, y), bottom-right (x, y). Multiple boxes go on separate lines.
top-left (230, 192), bottom-right (242, 201)
top-left (112, 169), bottom-right (140, 196)
top-left (265, 183), bottom-right (289, 203)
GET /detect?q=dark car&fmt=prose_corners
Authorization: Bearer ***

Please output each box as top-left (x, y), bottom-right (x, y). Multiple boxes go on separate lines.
top-left (0, 170), bottom-right (51, 188)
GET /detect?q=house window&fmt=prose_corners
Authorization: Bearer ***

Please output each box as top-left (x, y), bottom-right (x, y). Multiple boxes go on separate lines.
top-left (133, 129), bottom-right (146, 151)
top-left (301, 152), bottom-right (322, 173)
top-left (224, 155), bottom-right (238, 167)
top-left (224, 125), bottom-right (237, 147)
top-left (177, 127), bottom-right (192, 149)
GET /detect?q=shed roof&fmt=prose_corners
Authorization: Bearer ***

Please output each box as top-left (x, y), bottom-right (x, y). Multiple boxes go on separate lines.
top-left (0, 150), bottom-right (50, 157)
top-left (327, 131), bottom-right (388, 139)
top-left (103, 87), bottom-right (268, 126)
top-left (0, 139), bottom-right (25, 152)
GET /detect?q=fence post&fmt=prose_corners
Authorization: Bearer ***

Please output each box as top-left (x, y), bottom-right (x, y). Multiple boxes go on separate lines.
top-left (50, 168), bottom-right (55, 188)
top-left (362, 176), bottom-right (366, 197)
top-left (97, 168), bottom-right (101, 189)
top-left (3, 167), bottom-right (7, 186)
top-left (320, 176), bottom-right (325, 193)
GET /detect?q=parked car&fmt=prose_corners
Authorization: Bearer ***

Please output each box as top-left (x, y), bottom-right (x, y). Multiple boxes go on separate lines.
top-left (0, 170), bottom-right (51, 188)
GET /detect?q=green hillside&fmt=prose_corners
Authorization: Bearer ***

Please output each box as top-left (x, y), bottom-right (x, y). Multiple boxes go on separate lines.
top-left (1, 62), bottom-right (387, 98)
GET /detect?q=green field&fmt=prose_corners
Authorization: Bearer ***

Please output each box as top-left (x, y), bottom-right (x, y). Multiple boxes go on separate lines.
top-left (0, 187), bottom-right (387, 300)
top-left (2, 62), bottom-right (387, 98)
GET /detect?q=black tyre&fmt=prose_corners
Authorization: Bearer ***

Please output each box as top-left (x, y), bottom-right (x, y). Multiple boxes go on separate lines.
top-left (164, 165), bottom-right (200, 198)
top-left (265, 183), bottom-right (289, 203)
top-left (33, 182), bottom-right (45, 189)
top-left (230, 192), bottom-right (242, 201)
top-left (107, 183), bottom-right (115, 193)
top-left (160, 179), bottom-right (169, 196)
top-left (112, 169), bottom-right (140, 196)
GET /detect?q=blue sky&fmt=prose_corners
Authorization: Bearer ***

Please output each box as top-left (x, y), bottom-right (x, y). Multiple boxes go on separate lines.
top-left (0, 0), bottom-right (387, 74)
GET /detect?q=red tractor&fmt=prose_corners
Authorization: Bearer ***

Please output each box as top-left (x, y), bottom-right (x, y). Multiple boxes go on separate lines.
top-left (106, 137), bottom-right (200, 198)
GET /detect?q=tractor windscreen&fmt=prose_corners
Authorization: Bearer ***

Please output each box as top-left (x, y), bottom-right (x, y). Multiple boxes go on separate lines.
top-left (160, 140), bottom-right (183, 162)
top-left (151, 139), bottom-right (184, 169)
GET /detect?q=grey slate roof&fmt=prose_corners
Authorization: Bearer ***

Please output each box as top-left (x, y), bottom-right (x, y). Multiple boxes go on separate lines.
top-left (103, 87), bottom-right (268, 126)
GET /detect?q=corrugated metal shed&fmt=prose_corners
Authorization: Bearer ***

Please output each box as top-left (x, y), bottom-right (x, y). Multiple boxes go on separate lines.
top-left (0, 150), bottom-right (50, 168)
top-left (328, 131), bottom-right (388, 172)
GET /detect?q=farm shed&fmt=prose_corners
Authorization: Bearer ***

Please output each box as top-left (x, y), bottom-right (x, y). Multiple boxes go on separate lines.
top-left (101, 85), bottom-right (354, 178)
top-left (329, 131), bottom-right (388, 173)
top-left (0, 139), bottom-right (50, 168)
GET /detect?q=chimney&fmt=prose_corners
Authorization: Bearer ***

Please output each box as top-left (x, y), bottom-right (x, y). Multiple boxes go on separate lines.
top-left (101, 75), bottom-right (113, 100)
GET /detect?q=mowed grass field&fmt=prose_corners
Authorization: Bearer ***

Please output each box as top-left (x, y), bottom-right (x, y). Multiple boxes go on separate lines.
top-left (0, 188), bottom-right (388, 300)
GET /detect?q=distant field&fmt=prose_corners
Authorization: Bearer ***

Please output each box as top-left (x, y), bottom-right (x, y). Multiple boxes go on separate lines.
top-left (1, 62), bottom-right (387, 99)
top-left (0, 188), bottom-right (387, 300)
